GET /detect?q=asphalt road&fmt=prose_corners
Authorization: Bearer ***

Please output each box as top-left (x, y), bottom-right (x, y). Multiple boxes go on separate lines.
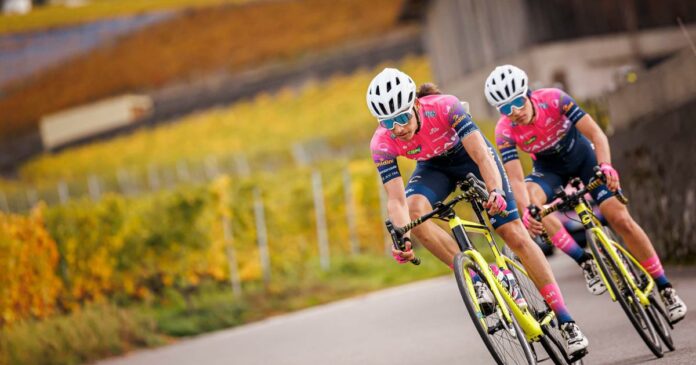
top-left (98, 255), bottom-right (696, 365)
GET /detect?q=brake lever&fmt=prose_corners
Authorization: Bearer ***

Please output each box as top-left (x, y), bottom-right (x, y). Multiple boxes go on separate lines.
top-left (385, 219), bottom-right (421, 265)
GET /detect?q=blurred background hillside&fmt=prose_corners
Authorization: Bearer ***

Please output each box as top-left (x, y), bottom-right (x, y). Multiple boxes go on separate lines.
top-left (0, 0), bottom-right (695, 364)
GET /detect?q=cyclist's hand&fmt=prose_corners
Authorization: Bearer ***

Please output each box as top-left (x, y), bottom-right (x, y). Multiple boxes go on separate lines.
top-left (599, 163), bottom-right (621, 191)
top-left (484, 188), bottom-right (507, 216)
top-left (522, 207), bottom-right (544, 236)
top-left (391, 237), bottom-right (414, 264)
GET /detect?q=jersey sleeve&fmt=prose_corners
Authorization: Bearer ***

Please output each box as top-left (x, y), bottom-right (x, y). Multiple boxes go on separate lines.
top-left (559, 90), bottom-right (587, 124)
top-left (370, 136), bottom-right (401, 184)
top-left (446, 97), bottom-right (479, 139)
top-left (495, 120), bottom-right (519, 163)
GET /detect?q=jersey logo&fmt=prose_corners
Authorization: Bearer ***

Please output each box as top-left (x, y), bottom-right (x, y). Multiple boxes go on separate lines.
top-left (523, 136), bottom-right (537, 145)
top-left (538, 102), bottom-right (548, 110)
top-left (424, 111), bottom-right (437, 118)
top-left (429, 127), bottom-right (440, 135)
top-left (406, 145), bottom-right (422, 155)
top-left (562, 101), bottom-right (574, 113)
top-left (452, 114), bottom-right (466, 128)
top-left (374, 159), bottom-right (395, 167)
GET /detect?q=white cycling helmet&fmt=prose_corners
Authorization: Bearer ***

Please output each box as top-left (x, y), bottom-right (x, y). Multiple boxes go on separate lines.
top-left (484, 65), bottom-right (528, 108)
top-left (366, 68), bottom-right (416, 120)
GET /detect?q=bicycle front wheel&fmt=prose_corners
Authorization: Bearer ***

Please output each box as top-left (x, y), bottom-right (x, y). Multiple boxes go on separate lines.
top-left (503, 249), bottom-right (582, 365)
top-left (604, 227), bottom-right (674, 352)
top-left (453, 252), bottom-right (535, 365)
top-left (587, 230), bottom-right (663, 358)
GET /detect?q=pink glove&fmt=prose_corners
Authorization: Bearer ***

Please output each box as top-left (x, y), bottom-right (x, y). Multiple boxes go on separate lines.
top-left (599, 162), bottom-right (620, 190)
top-left (485, 188), bottom-right (507, 215)
top-left (522, 206), bottom-right (543, 235)
top-left (522, 208), bottom-right (533, 229)
top-left (391, 237), bottom-right (413, 264)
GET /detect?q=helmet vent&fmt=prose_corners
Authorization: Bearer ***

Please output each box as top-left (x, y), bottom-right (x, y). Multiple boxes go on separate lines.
top-left (378, 102), bottom-right (388, 115)
top-left (408, 91), bottom-right (414, 103)
top-left (488, 92), bottom-right (499, 102)
top-left (386, 81), bottom-right (392, 92)
top-left (375, 86), bottom-right (380, 96)
top-left (388, 99), bottom-right (395, 113)
top-left (511, 79), bottom-right (516, 91)
top-left (396, 77), bottom-right (401, 85)
top-left (397, 92), bottom-right (402, 109)
top-left (496, 91), bottom-right (505, 100)
top-left (504, 85), bottom-right (510, 97)
top-left (501, 72), bottom-right (506, 80)
top-left (521, 79), bottom-right (526, 87)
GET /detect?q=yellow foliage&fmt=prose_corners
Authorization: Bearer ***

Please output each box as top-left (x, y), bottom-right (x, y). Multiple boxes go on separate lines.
top-left (0, 204), bottom-right (63, 325)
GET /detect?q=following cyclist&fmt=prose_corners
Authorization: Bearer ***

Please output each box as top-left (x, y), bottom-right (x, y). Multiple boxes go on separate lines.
top-left (485, 64), bottom-right (686, 324)
top-left (367, 67), bottom-right (589, 356)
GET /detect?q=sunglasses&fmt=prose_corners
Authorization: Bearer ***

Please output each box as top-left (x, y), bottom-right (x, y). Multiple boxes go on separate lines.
top-left (498, 95), bottom-right (526, 116)
top-left (379, 110), bottom-right (413, 130)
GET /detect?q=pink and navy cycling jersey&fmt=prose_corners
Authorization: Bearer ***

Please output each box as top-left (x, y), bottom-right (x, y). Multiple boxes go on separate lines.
top-left (495, 88), bottom-right (587, 163)
top-left (370, 94), bottom-right (478, 183)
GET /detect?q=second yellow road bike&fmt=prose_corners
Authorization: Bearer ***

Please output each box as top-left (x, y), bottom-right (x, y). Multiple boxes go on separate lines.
top-left (531, 170), bottom-right (674, 358)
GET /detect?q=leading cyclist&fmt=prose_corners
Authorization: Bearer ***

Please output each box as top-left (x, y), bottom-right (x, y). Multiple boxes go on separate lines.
top-left (367, 67), bottom-right (589, 356)
top-left (485, 64), bottom-right (686, 324)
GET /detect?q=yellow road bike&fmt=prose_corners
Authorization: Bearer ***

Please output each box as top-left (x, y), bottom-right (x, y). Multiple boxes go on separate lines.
top-left (386, 173), bottom-right (585, 365)
top-left (531, 170), bottom-right (674, 358)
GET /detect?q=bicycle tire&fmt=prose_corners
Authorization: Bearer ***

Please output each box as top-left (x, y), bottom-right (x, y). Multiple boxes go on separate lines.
top-left (586, 230), bottom-right (663, 358)
top-left (603, 227), bottom-right (675, 352)
top-left (647, 296), bottom-right (675, 351)
top-left (503, 249), bottom-right (582, 365)
top-left (453, 252), bottom-right (535, 365)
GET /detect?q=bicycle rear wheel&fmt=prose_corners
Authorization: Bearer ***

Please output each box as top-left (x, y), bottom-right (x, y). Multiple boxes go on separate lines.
top-left (604, 227), bottom-right (674, 352)
top-left (587, 230), bottom-right (663, 358)
top-left (504, 249), bottom-right (582, 365)
top-left (453, 252), bottom-right (535, 365)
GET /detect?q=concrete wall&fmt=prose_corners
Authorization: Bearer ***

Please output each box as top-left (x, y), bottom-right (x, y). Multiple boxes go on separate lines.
top-left (609, 99), bottom-right (696, 262)
top-left (442, 25), bottom-right (696, 120)
top-left (607, 48), bottom-right (696, 130)
top-left (603, 49), bottom-right (696, 262)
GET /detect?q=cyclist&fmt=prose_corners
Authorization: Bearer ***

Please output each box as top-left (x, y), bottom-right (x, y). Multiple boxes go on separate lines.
top-left (367, 67), bottom-right (589, 356)
top-left (485, 64), bottom-right (686, 324)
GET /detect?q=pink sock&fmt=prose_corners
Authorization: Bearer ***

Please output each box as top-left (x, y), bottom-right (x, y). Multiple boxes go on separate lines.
top-left (550, 227), bottom-right (586, 264)
top-left (540, 283), bottom-right (573, 323)
top-left (640, 255), bottom-right (669, 287)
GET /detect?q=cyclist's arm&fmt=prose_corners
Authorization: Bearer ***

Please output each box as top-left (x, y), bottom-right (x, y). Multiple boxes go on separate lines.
top-left (462, 131), bottom-right (502, 193)
top-left (504, 159), bottom-right (531, 209)
top-left (383, 177), bottom-right (411, 237)
top-left (576, 114), bottom-right (611, 165)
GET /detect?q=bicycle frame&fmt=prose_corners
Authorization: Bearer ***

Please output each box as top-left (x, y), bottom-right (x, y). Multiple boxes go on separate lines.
top-left (447, 199), bottom-right (552, 342)
top-left (572, 197), bottom-right (655, 307)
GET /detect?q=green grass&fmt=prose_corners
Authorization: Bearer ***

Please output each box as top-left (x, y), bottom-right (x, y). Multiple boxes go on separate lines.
top-left (0, 303), bottom-right (165, 365)
top-left (0, 0), bottom-right (251, 34)
top-left (148, 251), bottom-right (450, 338)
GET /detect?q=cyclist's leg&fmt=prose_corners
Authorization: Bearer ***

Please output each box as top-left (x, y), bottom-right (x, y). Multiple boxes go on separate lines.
top-left (580, 148), bottom-right (668, 285)
top-left (474, 148), bottom-right (576, 325)
top-left (526, 170), bottom-right (591, 265)
top-left (495, 221), bottom-right (572, 321)
top-left (404, 164), bottom-right (460, 266)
